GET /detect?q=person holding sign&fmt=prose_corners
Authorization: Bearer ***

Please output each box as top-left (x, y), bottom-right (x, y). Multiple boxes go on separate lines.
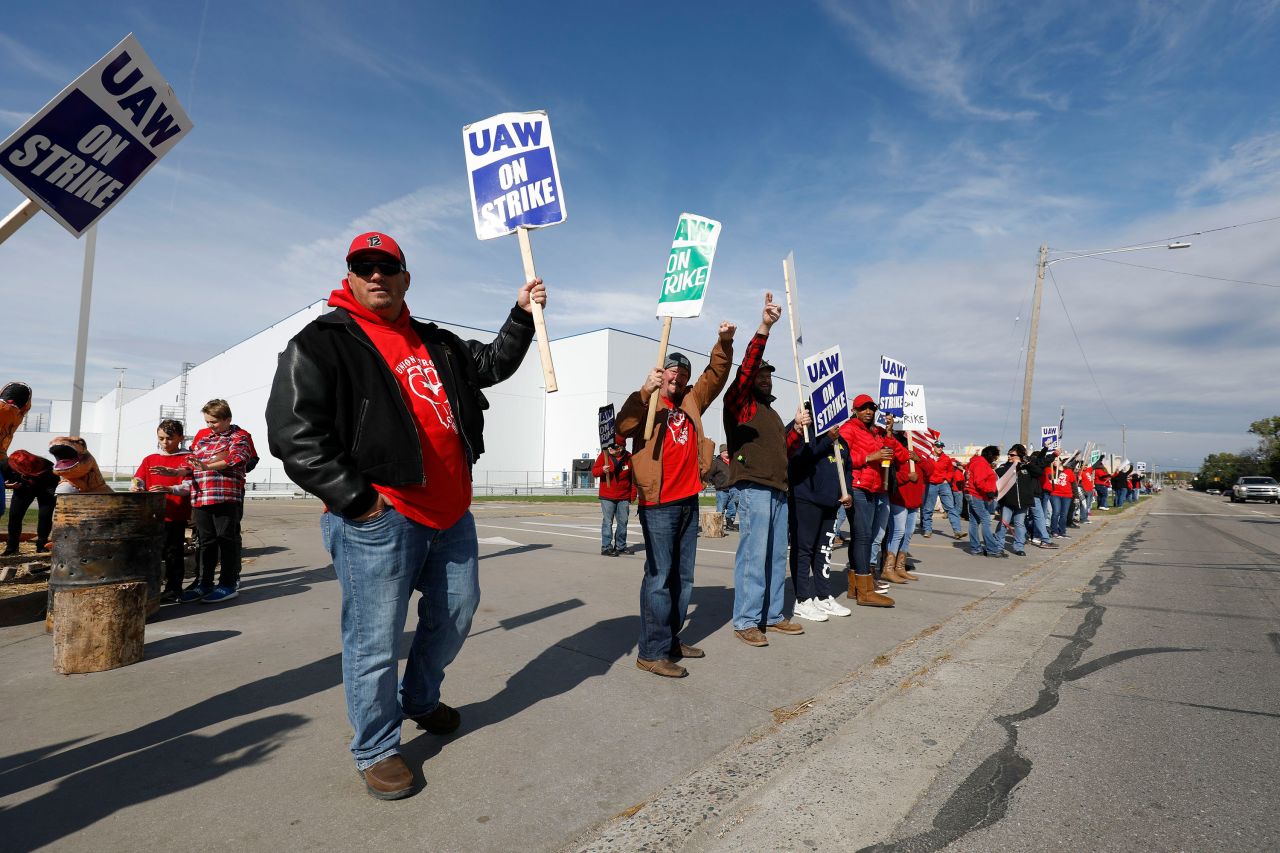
top-left (617, 327), bottom-right (735, 678)
top-left (265, 231), bottom-right (544, 800)
top-left (723, 293), bottom-right (812, 646)
top-left (839, 395), bottom-right (907, 606)
top-left (591, 439), bottom-right (635, 556)
top-left (786, 425), bottom-right (854, 622)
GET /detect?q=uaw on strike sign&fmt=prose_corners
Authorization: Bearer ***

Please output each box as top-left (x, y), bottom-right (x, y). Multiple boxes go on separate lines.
top-left (463, 111), bottom-right (565, 240)
top-left (657, 213), bottom-right (721, 318)
top-left (0, 34), bottom-right (191, 237)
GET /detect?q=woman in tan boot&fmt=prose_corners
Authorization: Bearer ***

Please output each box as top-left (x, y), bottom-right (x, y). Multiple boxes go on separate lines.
top-left (886, 440), bottom-right (933, 583)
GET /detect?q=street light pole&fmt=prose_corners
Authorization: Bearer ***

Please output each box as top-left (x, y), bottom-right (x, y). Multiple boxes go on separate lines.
top-left (112, 367), bottom-right (126, 483)
top-left (1017, 240), bottom-right (1191, 448)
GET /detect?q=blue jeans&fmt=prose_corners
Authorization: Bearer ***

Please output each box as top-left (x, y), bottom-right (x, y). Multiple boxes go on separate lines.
top-left (922, 481), bottom-right (961, 535)
top-left (1050, 495), bottom-right (1071, 535)
top-left (637, 497), bottom-right (699, 660)
top-left (732, 484), bottom-right (789, 630)
top-left (886, 505), bottom-right (918, 553)
top-left (869, 492), bottom-right (891, 567)
top-left (600, 499), bottom-right (629, 549)
top-left (834, 503), bottom-right (848, 538)
top-left (321, 508), bottom-right (479, 771)
top-left (1039, 494), bottom-right (1054, 533)
top-left (1080, 491), bottom-right (1092, 523)
top-left (1113, 488), bottom-right (1125, 507)
top-left (1096, 486), bottom-right (1109, 508)
top-left (716, 487), bottom-right (739, 522)
top-left (849, 488), bottom-right (883, 576)
top-left (967, 495), bottom-right (1001, 554)
top-left (1000, 506), bottom-right (1026, 551)
top-left (1028, 496), bottom-right (1050, 541)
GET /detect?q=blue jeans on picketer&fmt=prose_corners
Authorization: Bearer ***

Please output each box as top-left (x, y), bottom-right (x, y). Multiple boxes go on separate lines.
top-left (886, 505), bottom-right (918, 554)
top-left (1050, 495), bottom-right (1071, 535)
top-left (600, 499), bottom-right (629, 550)
top-left (732, 484), bottom-right (789, 631)
top-left (848, 488), bottom-right (881, 577)
top-left (321, 507), bottom-right (479, 772)
top-left (834, 503), bottom-right (848, 539)
top-left (715, 487), bottom-right (739, 523)
top-left (967, 495), bottom-right (1001, 554)
top-left (1028, 496), bottom-right (1050, 542)
top-left (1039, 494), bottom-right (1054, 533)
top-left (637, 496), bottom-right (699, 660)
top-left (922, 481), bottom-right (961, 535)
top-left (869, 492), bottom-right (891, 567)
top-left (1000, 506), bottom-right (1027, 552)
top-left (1080, 491), bottom-right (1093, 523)
top-left (1096, 486), bottom-right (1109, 509)
top-left (1113, 488), bottom-right (1125, 507)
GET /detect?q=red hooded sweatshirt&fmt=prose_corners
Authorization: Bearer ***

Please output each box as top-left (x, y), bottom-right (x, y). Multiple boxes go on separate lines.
top-left (592, 450), bottom-right (637, 502)
top-left (328, 282), bottom-right (470, 530)
top-left (891, 455), bottom-right (935, 509)
top-left (965, 455), bottom-right (998, 500)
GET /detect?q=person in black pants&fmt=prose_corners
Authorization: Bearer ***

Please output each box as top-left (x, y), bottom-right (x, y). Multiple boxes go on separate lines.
top-left (2, 450), bottom-right (57, 554)
top-left (787, 421), bottom-right (854, 621)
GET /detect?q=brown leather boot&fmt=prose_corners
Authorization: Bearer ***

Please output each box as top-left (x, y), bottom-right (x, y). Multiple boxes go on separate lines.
top-left (897, 552), bottom-right (919, 581)
top-left (881, 554), bottom-right (909, 584)
top-left (847, 569), bottom-right (858, 600)
top-left (854, 573), bottom-right (894, 607)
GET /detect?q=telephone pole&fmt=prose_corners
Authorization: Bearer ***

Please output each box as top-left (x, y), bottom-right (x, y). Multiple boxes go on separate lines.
top-left (1019, 245), bottom-right (1047, 448)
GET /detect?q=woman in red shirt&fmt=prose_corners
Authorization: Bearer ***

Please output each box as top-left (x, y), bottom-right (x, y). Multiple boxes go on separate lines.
top-left (886, 444), bottom-right (934, 580)
top-left (133, 418), bottom-right (193, 602)
top-left (1048, 461), bottom-right (1075, 537)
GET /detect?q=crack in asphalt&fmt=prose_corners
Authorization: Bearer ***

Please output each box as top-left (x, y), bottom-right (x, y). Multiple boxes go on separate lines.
top-left (860, 526), bottom-right (1200, 853)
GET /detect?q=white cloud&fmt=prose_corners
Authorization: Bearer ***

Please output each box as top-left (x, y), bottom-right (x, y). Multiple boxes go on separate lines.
top-left (1180, 129), bottom-right (1280, 200)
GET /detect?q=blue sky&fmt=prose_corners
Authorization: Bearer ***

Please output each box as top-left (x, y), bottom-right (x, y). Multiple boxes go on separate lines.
top-left (3, 0), bottom-right (1279, 469)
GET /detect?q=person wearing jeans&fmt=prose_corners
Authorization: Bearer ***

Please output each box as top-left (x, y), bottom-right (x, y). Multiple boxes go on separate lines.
top-left (921, 442), bottom-right (964, 538)
top-left (267, 229), bottom-right (542, 801)
top-left (965, 446), bottom-right (1004, 556)
top-left (592, 442), bottom-right (635, 555)
top-left (1048, 460), bottom-right (1075, 536)
top-left (839, 395), bottom-right (904, 606)
top-left (636, 496), bottom-right (699, 663)
top-left (996, 445), bottom-right (1035, 555)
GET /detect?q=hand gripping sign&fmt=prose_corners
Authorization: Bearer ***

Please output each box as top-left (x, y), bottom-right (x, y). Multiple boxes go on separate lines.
top-left (463, 110), bottom-right (565, 392)
top-left (644, 213), bottom-right (722, 439)
top-left (0, 33), bottom-right (192, 240)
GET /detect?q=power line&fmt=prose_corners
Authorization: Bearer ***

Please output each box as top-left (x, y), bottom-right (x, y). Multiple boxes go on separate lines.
top-left (1080, 254), bottom-right (1280, 289)
top-left (1050, 212), bottom-right (1280, 257)
top-left (1045, 265), bottom-right (1123, 429)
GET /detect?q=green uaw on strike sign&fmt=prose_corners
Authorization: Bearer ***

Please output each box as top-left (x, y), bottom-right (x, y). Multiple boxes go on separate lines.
top-left (656, 213), bottom-right (721, 318)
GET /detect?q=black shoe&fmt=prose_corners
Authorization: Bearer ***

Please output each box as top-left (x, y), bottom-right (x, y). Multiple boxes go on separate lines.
top-left (614, 546), bottom-right (629, 555)
top-left (601, 547), bottom-right (615, 557)
top-left (408, 702), bottom-right (461, 735)
top-left (985, 551), bottom-right (1008, 558)
top-left (1013, 550), bottom-right (1026, 556)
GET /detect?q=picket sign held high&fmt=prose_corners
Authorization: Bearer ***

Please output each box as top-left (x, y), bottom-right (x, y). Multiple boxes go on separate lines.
top-left (782, 252), bottom-right (809, 442)
top-left (644, 317), bottom-right (674, 441)
top-left (516, 227), bottom-right (557, 393)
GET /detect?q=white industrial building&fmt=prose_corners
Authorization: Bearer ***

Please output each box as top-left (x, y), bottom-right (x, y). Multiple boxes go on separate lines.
top-left (10, 302), bottom-right (801, 494)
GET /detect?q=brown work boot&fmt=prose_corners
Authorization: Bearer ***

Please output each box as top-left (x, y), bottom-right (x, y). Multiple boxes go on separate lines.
top-left (847, 569), bottom-right (858, 600)
top-left (881, 556), bottom-right (909, 584)
top-left (669, 641), bottom-right (705, 660)
top-left (766, 618), bottom-right (804, 635)
top-left (854, 573), bottom-right (895, 607)
top-left (637, 657), bottom-right (688, 678)
top-left (896, 552), bottom-right (919, 581)
top-left (360, 754), bottom-right (415, 800)
top-left (735, 627), bottom-right (769, 647)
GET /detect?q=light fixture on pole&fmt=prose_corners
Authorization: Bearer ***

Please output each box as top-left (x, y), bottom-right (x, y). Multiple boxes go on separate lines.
top-left (1018, 240), bottom-right (1191, 447)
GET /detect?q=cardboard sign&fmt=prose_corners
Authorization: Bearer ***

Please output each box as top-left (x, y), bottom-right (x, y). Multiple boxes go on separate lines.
top-left (598, 404), bottom-right (616, 448)
top-left (876, 355), bottom-right (906, 429)
top-left (1136, 461), bottom-right (1147, 473)
top-left (803, 346), bottom-right (847, 434)
top-left (463, 110), bottom-right (565, 240)
top-left (0, 33), bottom-right (192, 237)
top-left (901, 384), bottom-right (928, 431)
top-left (1040, 425), bottom-right (1059, 448)
top-left (656, 212), bottom-right (721, 318)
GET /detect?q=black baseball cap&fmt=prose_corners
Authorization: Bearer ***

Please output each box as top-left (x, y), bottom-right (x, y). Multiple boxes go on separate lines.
top-left (664, 352), bottom-right (692, 372)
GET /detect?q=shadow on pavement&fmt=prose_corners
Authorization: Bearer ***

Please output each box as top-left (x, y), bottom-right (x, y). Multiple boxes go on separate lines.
top-left (143, 630), bottom-right (242, 661)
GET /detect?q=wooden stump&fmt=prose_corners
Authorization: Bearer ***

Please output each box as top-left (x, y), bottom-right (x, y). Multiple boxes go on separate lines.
top-left (52, 581), bottom-right (146, 674)
top-left (701, 511), bottom-right (726, 538)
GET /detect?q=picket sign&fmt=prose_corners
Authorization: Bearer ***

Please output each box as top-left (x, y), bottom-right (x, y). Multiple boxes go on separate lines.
top-left (598, 404), bottom-right (616, 483)
top-left (644, 213), bottom-right (722, 440)
top-left (782, 252), bottom-right (809, 441)
top-left (463, 110), bottom-right (566, 393)
top-left (833, 438), bottom-right (849, 501)
top-left (901, 384), bottom-right (928, 475)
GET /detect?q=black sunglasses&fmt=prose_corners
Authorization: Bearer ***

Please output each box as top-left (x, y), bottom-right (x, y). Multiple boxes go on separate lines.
top-left (348, 260), bottom-right (404, 277)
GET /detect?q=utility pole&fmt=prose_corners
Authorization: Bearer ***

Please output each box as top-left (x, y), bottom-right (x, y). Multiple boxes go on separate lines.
top-left (1019, 244), bottom-right (1047, 448)
top-left (112, 367), bottom-right (126, 483)
top-left (1122, 424), bottom-right (1127, 463)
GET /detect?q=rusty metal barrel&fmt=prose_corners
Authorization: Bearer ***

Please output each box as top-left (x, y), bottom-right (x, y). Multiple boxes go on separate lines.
top-left (46, 493), bottom-right (166, 672)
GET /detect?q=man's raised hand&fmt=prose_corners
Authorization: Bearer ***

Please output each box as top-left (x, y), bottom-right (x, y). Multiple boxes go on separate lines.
top-left (718, 321), bottom-right (736, 343)
top-left (761, 291), bottom-right (782, 328)
top-left (518, 278), bottom-right (547, 313)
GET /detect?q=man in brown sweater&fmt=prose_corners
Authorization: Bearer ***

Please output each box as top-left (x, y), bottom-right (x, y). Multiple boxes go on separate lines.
top-left (617, 321), bottom-right (735, 677)
top-left (723, 293), bottom-right (812, 647)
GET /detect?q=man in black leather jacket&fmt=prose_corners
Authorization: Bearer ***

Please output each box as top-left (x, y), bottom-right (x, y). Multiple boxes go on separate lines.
top-left (266, 231), bottom-right (544, 800)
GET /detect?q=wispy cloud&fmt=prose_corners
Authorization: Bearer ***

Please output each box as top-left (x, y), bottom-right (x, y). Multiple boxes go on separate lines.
top-left (0, 33), bottom-right (71, 84)
top-left (1180, 129), bottom-right (1280, 200)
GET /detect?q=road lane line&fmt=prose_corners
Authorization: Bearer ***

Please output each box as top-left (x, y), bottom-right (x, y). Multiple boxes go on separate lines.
top-left (911, 572), bottom-right (1006, 586)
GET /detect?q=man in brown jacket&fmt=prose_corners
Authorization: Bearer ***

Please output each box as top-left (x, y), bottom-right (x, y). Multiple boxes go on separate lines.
top-left (617, 321), bottom-right (735, 677)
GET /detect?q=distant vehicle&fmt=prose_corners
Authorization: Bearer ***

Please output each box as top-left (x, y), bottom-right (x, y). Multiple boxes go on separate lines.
top-left (1230, 476), bottom-right (1280, 503)
top-left (1206, 488), bottom-right (1222, 495)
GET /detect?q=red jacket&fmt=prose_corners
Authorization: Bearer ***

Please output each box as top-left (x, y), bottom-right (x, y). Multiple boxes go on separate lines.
top-left (1080, 468), bottom-right (1094, 490)
top-left (1095, 470), bottom-right (1111, 488)
top-left (592, 450), bottom-right (636, 502)
top-left (1049, 467), bottom-right (1075, 497)
top-left (965, 455), bottom-right (998, 499)
top-left (839, 418), bottom-right (909, 492)
top-left (929, 452), bottom-right (953, 485)
top-left (951, 466), bottom-right (965, 490)
top-left (891, 455), bottom-right (935, 509)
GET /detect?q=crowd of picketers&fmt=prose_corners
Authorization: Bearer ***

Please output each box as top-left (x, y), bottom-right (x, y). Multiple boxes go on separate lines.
top-left (590, 295), bottom-right (1148, 677)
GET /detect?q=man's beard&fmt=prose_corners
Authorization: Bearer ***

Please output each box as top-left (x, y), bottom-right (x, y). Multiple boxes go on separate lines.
top-left (751, 386), bottom-right (775, 404)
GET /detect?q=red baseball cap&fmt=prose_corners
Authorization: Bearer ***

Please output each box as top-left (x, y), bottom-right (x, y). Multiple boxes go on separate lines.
top-left (346, 232), bottom-right (406, 266)
top-left (852, 394), bottom-right (877, 410)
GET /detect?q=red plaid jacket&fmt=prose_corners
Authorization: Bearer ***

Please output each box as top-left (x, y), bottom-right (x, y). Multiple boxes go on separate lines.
top-left (189, 426), bottom-right (253, 507)
top-left (723, 332), bottom-right (803, 456)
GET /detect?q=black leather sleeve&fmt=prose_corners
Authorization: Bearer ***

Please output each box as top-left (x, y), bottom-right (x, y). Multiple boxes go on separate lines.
top-left (266, 338), bottom-right (379, 519)
top-left (465, 304), bottom-right (536, 388)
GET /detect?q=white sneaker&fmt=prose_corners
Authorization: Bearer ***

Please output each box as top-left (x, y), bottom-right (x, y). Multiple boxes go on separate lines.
top-left (793, 598), bottom-right (829, 622)
top-left (816, 596), bottom-right (852, 617)
top-left (874, 580), bottom-right (891, 594)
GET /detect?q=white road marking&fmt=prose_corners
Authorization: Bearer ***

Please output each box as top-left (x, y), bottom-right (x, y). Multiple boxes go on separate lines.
top-left (475, 522), bottom-right (739, 555)
top-left (911, 572), bottom-right (1006, 587)
top-left (478, 536), bottom-right (524, 547)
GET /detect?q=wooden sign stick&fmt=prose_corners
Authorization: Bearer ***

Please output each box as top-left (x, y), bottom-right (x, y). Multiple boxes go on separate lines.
top-left (782, 259), bottom-right (809, 441)
top-left (833, 437), bottom-right (850, 501)
top-left (644, 316), bottom-right (673, 441)
top-left (907, 430), bottom-right (917, 475)
top-left (517, 227), bottom-right (558, 393)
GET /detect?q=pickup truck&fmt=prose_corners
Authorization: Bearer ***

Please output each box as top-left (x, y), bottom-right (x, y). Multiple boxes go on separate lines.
top-left (1230, 476), bottom-right (1280, 503)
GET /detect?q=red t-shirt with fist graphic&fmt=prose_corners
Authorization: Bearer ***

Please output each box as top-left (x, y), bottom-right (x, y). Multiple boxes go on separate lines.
top-left (330, 283), bottom-right (470, 530)
top-left (640, 397), bottom-right (703, 507)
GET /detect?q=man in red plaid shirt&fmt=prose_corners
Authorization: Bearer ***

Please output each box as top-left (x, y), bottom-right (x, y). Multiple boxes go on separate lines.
top-left (723, 292), bottom-right (811, 647)
top-left (151, 398), bottom-right (255, 604)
